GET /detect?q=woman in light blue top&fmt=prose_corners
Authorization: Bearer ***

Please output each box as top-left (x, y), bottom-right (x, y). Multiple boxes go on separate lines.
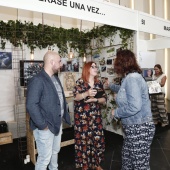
top-left (106, 49), bottom-right (155, 170)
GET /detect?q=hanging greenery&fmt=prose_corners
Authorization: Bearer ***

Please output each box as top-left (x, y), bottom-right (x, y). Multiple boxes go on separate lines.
top-left (0, 20), bottom-right (134, 57)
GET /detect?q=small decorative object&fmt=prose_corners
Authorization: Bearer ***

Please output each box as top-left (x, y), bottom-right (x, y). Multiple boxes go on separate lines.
top-left (0, 52), bottom-right (12, 69)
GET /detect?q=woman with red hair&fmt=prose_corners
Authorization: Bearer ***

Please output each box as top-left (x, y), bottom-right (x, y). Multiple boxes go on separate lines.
top-left (73, 61), bottom-right (106, 170)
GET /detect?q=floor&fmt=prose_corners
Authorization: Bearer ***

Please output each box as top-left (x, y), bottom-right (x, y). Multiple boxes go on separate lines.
top-left (0, 99), bottom-right (170, 170)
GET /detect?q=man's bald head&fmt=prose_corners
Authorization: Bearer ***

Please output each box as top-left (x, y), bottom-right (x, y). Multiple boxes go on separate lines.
top-left (43, 51), bottom-right (62, 76)
top-left (43, 51), bottom-right (60, 64)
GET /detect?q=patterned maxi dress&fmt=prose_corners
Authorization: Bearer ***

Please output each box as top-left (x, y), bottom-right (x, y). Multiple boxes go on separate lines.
top-left (73, 78), bottom-right (106, 169)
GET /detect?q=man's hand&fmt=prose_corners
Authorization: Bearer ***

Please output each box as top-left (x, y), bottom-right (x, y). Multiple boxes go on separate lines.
top-left (44, 126), bottom-right (48, 130)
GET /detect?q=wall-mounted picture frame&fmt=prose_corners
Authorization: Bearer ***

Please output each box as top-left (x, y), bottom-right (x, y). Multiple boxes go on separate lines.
top-left (107, 67), bottom-right (115, 75)
top-left (106, 59), bottom-right (113, 65)
top-left (0, 52), bottom-right (12, 69)
top-left (60, 58), bottom-right (79, 72)
top-left (101, 66), bottom-right (106, 72)
top-left (142, 68), bottom-right (154, 81)
top-left (63, 72), bottom-right (76, 91)
top-left (20, 60), bottom-right (44, 86)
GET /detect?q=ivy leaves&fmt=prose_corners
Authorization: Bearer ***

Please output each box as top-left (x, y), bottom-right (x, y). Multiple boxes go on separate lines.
top-left (0, 20), bottom-right (134, 57)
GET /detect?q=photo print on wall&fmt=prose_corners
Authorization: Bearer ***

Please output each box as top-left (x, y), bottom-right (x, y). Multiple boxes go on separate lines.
top-left (20, 60), bottom-right (44, 86)
top-left (142, 68), bottom-right (154, 81)
top-left (0, 52), bottom-right (12, 69)
top-left (99, 58), bottom-right (105, 65)
top-left (60, 58), bottom-right (79, 72)
top-left (107, 67), bottom-right (114, 75)
top-left (101, 66), bottom-right (106, 72)
top-left (63, 72), bottom-right (76, 91)
top-left (106, 59), bottom-right (113, 65)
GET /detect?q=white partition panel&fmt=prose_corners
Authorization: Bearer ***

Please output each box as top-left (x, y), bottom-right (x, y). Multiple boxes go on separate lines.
top-left (138, 12), bottom-right (170, 38)
top-left (147, 37), bottom-right (170, 50)
top-left (138, 51), bottom-right (156, 68)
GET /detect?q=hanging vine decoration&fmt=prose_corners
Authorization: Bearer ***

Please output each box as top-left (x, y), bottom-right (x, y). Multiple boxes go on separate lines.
top-left (0, 20), bottom-right (134, 57)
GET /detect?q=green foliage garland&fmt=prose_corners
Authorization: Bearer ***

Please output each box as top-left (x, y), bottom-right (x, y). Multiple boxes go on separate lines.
top-left (0, 20), bottom-right (134, 57)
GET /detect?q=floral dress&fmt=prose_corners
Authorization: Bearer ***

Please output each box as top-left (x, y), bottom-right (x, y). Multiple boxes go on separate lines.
top-left (73, 78), bottom-right (106, 169)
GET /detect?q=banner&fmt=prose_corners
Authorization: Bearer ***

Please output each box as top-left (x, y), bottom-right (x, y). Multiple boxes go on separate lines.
top-left (0, 0), bottom-right (137, 30)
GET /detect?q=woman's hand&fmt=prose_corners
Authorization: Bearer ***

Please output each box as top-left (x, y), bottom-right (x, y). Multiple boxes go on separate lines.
top-left (103, 80), bottom-right (109, 89)
top-left (112, 109), bottom-right (114, 117)
top-left (87, 88), bottom-right (97, 97)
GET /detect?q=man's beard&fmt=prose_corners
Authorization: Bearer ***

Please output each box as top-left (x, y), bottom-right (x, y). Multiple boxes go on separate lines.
top-left (52, 67), bottom-right (59, 74)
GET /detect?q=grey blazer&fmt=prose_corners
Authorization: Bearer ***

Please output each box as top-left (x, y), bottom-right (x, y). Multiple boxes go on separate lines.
top-left (26, 69), bottom-right (71, 135)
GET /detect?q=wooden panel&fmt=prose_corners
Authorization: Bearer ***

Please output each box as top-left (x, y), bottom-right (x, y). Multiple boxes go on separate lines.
top-left (61, 139), bottom-right (74, 147)
top-left (0, 132), bottom-right (13, 145)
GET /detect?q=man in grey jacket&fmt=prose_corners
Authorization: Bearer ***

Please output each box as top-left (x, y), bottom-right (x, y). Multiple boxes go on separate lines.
top-left (26, 51), bottom-right (71, 170)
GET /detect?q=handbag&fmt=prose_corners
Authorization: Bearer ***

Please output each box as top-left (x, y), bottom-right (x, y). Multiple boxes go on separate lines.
top-left (94, 88), bottom-right (105, 98)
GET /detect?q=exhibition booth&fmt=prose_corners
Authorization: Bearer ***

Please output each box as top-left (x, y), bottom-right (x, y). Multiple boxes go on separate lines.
top-left (0, 0), bottom-right (170, 164)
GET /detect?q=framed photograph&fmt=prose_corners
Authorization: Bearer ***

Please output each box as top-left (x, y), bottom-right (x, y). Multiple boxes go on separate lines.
top-left (107, 67), bottom-right (115, 75)
top-left (101, 66), bottom-right (106, 72)
top-left (106, 59), bottom-right (112, 65)
top-left (20, 60), bottom-right (44, 86)
top-left (60, 58), bottom-right (79, 72)
top-left (0, 52), bottom-right (12, 69)
top-left (142, 68), bottom-right (154, 81)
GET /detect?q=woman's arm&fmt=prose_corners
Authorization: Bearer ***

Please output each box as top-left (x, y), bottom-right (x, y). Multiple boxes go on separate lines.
top-left (74, 88), bottom-right (97, 101)
top-left (109, 83), bottom-right (120, 93)
top-left (114, 77), bottom-right (142, 119)
top-left (160, 76), bottom-right (167, 87)
top-left (74, 90), bottom-right (89, 101)
top-left (83, 97), bottom-right (106, 104)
